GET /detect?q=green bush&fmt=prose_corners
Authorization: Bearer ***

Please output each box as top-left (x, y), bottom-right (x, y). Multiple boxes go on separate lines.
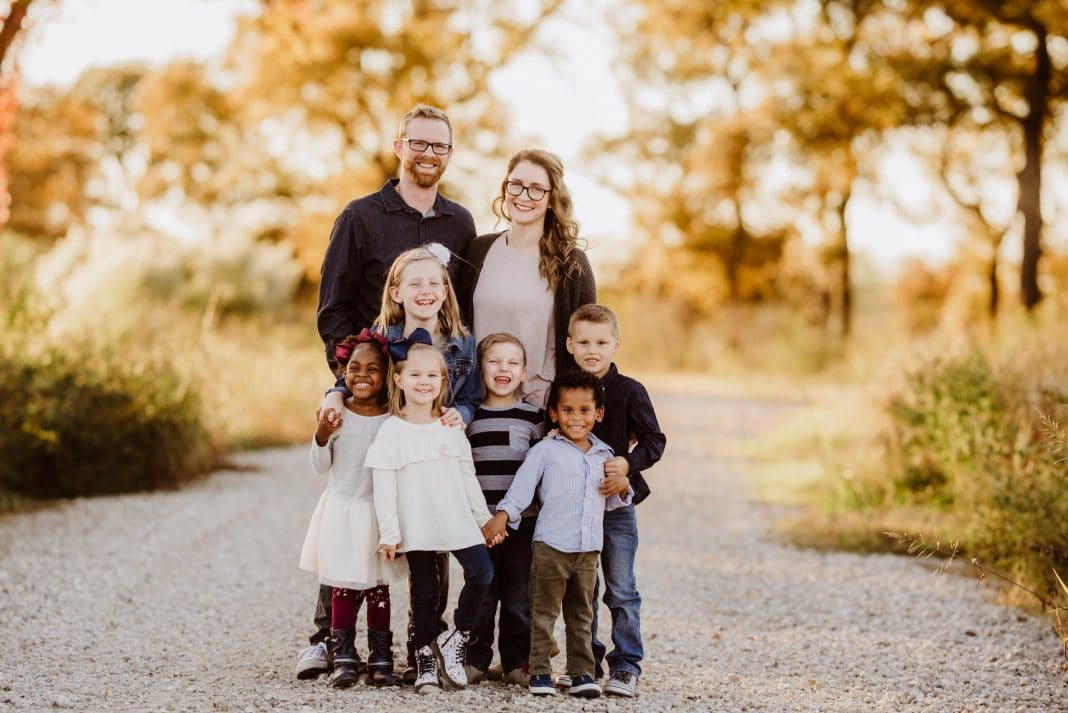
top-left (883, 347), bottom-right (1068, 598)
top-left (0, 347), bottom-right (216, 498)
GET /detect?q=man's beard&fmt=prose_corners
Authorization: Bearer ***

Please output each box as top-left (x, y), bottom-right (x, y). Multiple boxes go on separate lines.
top-left (404, 155), bottom-right (444, 188)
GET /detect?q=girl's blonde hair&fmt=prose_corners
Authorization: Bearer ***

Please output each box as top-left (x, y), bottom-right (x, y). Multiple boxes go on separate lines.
top-left (493, 149), bottom-right (584, 291)
top-left (376, 247), bottom-right (468, 339)
top-left (387, 343), bottom-right (449, 418)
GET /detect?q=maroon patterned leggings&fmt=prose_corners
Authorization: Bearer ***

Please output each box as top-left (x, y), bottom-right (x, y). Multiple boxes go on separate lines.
top-left (330, 584), bottom-right (390, 630)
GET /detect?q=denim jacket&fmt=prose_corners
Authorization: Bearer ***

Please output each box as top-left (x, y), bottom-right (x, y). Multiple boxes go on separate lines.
top-left (331, 324), bottom-right (481, 424)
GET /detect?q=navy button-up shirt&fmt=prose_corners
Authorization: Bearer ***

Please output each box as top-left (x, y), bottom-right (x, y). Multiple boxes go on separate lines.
top-left (316, 179), bottom-right (476, 369)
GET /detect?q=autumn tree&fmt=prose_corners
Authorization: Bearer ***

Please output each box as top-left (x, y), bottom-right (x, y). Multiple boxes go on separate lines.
top-left (594, 2), bottom-right (795, 322)
top-left (0, 0), bottom-right (39, 229)
top-left (136, 0), bottom-right (564, 278)
top-left (599, 1), bottom-right (921, 338)
top-left (879, 0), bottom-right (1068, 310)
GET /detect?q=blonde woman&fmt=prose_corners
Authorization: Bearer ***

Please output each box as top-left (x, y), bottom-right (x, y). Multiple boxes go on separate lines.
top-left (457, 149), bottom-right (597, 408)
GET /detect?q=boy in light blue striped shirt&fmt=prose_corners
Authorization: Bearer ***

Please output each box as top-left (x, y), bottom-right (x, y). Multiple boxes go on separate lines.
top-left (482, 369), bottom-right (632, 699)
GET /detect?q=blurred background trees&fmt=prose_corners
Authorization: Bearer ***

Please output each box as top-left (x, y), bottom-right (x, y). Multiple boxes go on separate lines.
top-left (2, 0), bottom-right (1068, 492)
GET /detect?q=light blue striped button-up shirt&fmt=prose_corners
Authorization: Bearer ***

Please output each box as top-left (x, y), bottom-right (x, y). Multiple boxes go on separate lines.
top-left (496, 433), bottom-right (632, 553)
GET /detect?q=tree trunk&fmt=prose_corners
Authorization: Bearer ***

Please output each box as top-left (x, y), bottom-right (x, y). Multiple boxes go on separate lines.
top-left (838, 191), bottom-right (852, 338)
top-left (0, 0), bottom-right (33, 69)
top-left (988, 254), bottom-right (999, 320)
top-left (1017, 24), bottom-right (1050, 311)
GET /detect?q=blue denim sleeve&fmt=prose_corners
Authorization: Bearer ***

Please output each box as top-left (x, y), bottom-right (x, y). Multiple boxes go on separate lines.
top-left (450, 336), bottom-right (482, 424)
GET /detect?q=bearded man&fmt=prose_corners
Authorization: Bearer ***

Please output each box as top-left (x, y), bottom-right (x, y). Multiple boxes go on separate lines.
top-left (316, 104), bottom-right (476, 369)
top-left (305, 105), bottom-right (475, 682)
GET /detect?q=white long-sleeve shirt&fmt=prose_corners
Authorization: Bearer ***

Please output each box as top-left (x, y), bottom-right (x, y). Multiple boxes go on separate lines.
top-left (367, 416), bottom-right (491, 552)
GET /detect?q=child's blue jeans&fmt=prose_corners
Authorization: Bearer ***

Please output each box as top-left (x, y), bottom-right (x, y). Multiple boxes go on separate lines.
top-left (591, 504), bottom-right (643, 678)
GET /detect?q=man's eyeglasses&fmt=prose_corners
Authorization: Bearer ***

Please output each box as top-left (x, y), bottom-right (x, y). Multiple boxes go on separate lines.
top-left (505, 180), bottom-right (550, 201)
top-left (401, 138), bottom-right (453, 155)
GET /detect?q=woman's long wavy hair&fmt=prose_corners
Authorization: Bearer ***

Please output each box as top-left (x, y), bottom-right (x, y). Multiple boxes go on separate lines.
top-left (492, 149), bottom-right (584, 291)
top-left (375, 247), bottom-right (468, 339)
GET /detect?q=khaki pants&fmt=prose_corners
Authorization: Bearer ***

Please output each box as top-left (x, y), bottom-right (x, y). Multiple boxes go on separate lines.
top-left (528, 541), bottom-right (599, 677)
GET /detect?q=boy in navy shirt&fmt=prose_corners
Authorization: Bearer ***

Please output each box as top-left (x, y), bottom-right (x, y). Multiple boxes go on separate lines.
top-left (564, 303), bottom-right (665, 698)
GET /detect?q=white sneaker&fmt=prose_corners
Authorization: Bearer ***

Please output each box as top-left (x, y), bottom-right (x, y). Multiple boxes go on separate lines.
top-left (414, 645), bottom-right (441, 694)
top-left (555, 673), bottom-right (571, 689)
top-left (604, 669), bottom-right (638, 697)
top-left (433, 627), bottom-right (470, 689)
top-left (295, 641), bottom-right (329, 680)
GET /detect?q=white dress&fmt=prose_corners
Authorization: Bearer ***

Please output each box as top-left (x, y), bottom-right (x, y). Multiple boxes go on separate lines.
top-left (299, 410), bottom-right (408, 590)
top-left (367, 417), bottom-right (492, 552)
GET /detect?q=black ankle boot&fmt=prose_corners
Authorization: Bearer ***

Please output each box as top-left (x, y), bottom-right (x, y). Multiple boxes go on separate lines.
top-left (328, 628), bottom-right (360, 688)
top-left (367, 629), bottom-right (402, 686)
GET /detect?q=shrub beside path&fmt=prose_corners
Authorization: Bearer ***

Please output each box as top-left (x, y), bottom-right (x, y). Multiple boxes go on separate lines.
top-left (1, 388), bottom-right (1065, 711)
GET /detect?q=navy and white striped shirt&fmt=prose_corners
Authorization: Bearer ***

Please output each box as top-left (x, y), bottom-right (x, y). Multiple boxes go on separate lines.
top-left (466, 401), bottom-right (546, 517)
top-left (496, 433), bottom-right (632, 554)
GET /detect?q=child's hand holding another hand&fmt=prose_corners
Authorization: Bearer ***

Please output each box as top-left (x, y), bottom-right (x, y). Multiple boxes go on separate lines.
top-left (599, 456), bottom-right (631, 496)
top-left (377, 543), bottom-right (399, 563)
top-left (482, 511), bottom-right (509, 547)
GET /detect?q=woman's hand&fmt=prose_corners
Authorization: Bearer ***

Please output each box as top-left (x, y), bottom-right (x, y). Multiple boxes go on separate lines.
top-left (378, 543), bottom-right (399, 563)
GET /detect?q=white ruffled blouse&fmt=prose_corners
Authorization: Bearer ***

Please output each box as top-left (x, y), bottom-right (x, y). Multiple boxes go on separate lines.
top-left (367, 416), bottom-right (492, 552)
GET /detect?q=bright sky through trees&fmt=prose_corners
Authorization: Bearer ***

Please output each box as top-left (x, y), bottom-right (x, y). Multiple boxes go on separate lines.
top-left (20, 0), bottom-right (960, 272)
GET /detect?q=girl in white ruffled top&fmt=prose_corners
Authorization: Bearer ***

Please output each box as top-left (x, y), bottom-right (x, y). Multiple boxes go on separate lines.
top-left (300, 331), bottom-right (406, 689)
top-left (367, 338), bottom-right (495, 694)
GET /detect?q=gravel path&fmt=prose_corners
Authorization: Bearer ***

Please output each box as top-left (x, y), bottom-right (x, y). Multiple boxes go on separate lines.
top-left (1, 389), bottom-right (1065, 712)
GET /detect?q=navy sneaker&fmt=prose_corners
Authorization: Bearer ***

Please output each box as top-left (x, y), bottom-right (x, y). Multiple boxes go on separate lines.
top-left (528, 673), bottom-right (557, 695)
top-left (569, 674), bottom-right (601, 698)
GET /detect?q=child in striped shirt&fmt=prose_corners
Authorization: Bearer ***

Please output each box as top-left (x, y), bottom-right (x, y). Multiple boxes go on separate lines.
top-left (465, 333), bottom-right (546, 684)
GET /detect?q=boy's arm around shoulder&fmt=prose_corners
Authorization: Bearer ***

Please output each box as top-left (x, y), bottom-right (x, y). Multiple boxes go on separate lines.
top-left (624, 378), bottom-right (666, 474)
top-left (495, 440), bottom-right (546, 529)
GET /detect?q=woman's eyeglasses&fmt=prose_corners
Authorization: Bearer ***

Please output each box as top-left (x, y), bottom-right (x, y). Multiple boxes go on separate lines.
top-left (505, 181), bottom-right (550, 201)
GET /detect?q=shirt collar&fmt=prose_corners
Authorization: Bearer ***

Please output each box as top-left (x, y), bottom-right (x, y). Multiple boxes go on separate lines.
top-left (379, 179), bottom-right (456, 217)
top-left (550, 431), bottom-right (612, 456)
top-left (601, 363), bottom-right (620, 384)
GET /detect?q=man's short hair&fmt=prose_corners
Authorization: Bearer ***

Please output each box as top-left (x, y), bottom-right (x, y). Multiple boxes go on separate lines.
top-left (477, 332), bottom-right (527, 367)
top-left (568, 303), bottom-right (620, 339)
top-left (547, 368), bottom-right (605, 413)
top-left (397, 104), bottom-right (452, 141)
